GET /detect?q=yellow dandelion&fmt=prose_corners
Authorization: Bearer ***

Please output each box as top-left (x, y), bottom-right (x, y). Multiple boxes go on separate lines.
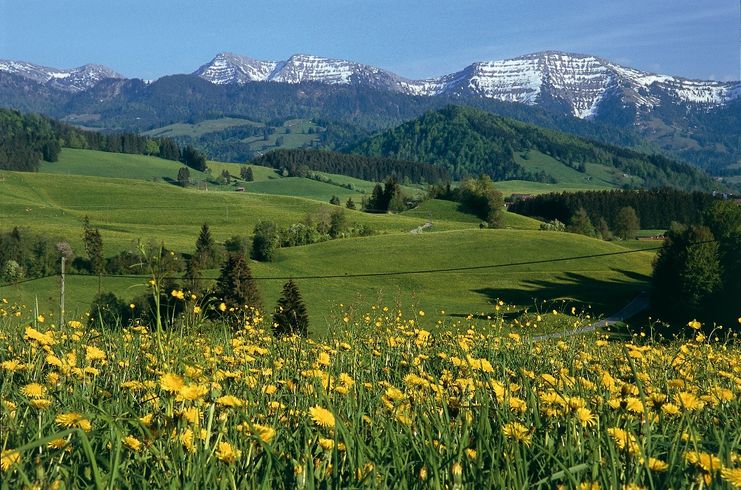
top-left (465, 448), bottom-right (477, 460)
top-left (47, 438), bottom-right (68, 450)
top-left (218, 302), bottom-right (227, 312)
top-left (309, 405), bottom-right (335, 429)
top-left (85, 346), bottom-right (106, 363)
top-left (685, 451), bottom-right (722, 473)
top-left (721, 467), bottom-right (741, 487)
top-left (318, 438), bottom-right (334, 451)
top-left (30, 398), bottom-right (52, 409)
top-left (502, 422), bottom-right (532, 446)
top-left (675, 392), bottom-right (704, 411)
top-left (646, 458), bottom-right (669, 472)
top-left (575, 407), bottom-right (597, 427)
top-left (159, 373), bottom-right (185, 393)
top-left (21, 382), bottom-right (45, 398)
top-left (215, 441), bottom-right (241, 464)
top-left (251, 424), bottom-right (276, 443)
top-left (179, 428), bottom-right (196, 453)
top-left (1, 449), bottom-right (20, 472)
top-left (216, 395), bottom-right (244, 407)
top-left (687, 319), bottom-right (702, 330)
top-left (24, 326), bottom-right (55, 346)
top-left (123, 435), bottom-right (142, 452)
top-left (176, 384), bottom-right (208, 402)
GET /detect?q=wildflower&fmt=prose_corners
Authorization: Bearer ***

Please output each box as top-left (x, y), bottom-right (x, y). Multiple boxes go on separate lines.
top-left (180, 428), bottom-right (196, 453)
top-left (85, 346), bottom-right (106, 363)
top-left (159, 373), bottom-right (185, 393)
top-left (687, 319), bottom-right (701, 330)
top-left (685, 451), bottom-right (722, 473)
top-left (21, 383), bottom-right (45, 398)
top-left (37, 314), bottom-right (45, 323)
top-left (575, 407), bottom-right (597, 427)
top-left (317, 351), bottom-right (331, 367)
top-left (47, 438), bottom-right (68, 450)
top-left (309, 405), bottom-right (335, 429)
top-left (193, 306), bottom-right (202, 314)
top-left (646, 458), bottom-right (668, 472)
top-left (1, 359), bottom-right (23, 372)
top-left (1, 449), bottom-right (20, 472)
top-left (607, 428), bottom-right (640, 455)
top-left (123, 436), bottom-right (142, 452)
top-left (216, 395), bottom-right (244, 408)
top-left (465, 448), bottom-right (477, 460)
top-left (675, 392), bottom-right (704, 411)
top-left (215, 441), bottom-right (241, 464)
top-left (219, 303), bottom-right (227, 312)
top-left (176, 384), bottom-right (208, 402)
top-left (250, 424), bottom-right (276, 443)
top-left (721, 467), bottom-right (741, 487)
top-left (24, 326), bottom-right (55, 346)
top-left (30, 398), bottom-right (52, 409)
top-left (502, 422), bottom-right (532, 446)
top-left (318, 438), bottom-right (335, 451)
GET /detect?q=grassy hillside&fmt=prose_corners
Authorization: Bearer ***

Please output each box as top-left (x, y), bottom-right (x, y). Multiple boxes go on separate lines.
top-left (40, 148), bottom-right (206, 181)
top-left (0, 171), bottom-right (449, 253)
top-left (1, 229), bottom-right (653, 332)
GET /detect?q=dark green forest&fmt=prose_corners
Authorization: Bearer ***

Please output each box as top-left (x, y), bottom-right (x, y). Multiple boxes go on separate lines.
top-left (349, 106), bottom-right (716, 190)
top-left (509, 188), bottom-right (720, 230)
top-left (251, 148), bottom-right (449, 184)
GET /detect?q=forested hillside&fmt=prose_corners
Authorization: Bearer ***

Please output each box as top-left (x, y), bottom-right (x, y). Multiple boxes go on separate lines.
top-left (251, 149), bottom-right (448, 184)
top-left (349, 106), bottom-right (716, 190)
top-left (0, 109), bottom-right (60, 171)
top-left (509, 188), bottom-right (719, 229)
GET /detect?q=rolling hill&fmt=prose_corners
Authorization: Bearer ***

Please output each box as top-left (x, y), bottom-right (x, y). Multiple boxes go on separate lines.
top-left (349, 106), bottom-right (716, 190)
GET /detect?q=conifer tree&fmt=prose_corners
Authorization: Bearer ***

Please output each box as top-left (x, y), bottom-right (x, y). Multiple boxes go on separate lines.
top-left (194, 223), bottom-right (218, 269)
top-left (215, 253), bottom-right (262, 321)
top-left (183, 256), bottom-right (203, 294)
top-left (272, 280), bottom-right (309, 336)
top-left (345, 197), bottom-right (356, 210)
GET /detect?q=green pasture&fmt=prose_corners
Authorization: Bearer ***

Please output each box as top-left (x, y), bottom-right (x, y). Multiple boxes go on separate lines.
top-left (2, 229), bottom-right (654, 333)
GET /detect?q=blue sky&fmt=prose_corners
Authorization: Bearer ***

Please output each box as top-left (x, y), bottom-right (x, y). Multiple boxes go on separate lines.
top-left (0, 0), bottom-right (738, 81)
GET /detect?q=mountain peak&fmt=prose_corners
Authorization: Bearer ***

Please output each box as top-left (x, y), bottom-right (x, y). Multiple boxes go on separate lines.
top-left (0, 59), bottom-right (123, 92)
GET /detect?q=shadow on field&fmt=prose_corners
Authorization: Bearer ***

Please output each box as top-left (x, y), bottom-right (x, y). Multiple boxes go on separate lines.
top-left (467, 267), bottom-right (651, 318)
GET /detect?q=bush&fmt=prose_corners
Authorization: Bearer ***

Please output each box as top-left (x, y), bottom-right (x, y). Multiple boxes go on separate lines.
top-left (88, 292), bottom-right (128, 329)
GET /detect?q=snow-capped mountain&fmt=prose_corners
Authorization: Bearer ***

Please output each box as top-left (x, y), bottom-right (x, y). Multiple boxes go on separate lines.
top-left (194, 51), bottom-right (740, 119)
top-left (0, 60), bottom-right (123, 92)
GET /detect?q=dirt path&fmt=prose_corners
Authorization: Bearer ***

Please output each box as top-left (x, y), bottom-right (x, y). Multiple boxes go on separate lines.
top-left (530, 292), bottom-right (650, 341)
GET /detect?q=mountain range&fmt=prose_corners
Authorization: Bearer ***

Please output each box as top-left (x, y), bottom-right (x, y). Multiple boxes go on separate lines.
top-left (192, 51), bottom-right (740, 120)
top-left (1, 51), bottom-right (739, 179)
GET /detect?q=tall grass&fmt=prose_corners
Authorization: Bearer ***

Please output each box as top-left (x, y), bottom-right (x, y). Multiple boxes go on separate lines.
top-left (1, 297), bottom-right (739, 488)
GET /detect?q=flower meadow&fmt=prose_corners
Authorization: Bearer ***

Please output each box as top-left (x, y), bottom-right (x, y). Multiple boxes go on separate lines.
top-left (1, 299), bottom-right (740, 489)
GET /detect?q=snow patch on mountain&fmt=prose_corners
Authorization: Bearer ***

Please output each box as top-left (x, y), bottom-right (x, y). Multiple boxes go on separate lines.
top-left (0, 60), bottom-right (123, 92)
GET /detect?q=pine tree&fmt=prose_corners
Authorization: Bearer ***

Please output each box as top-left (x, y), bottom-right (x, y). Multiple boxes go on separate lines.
top-left (345, 197), bottom-right (356, 210)
top-left (194, 223), bottom-right (218, 269)
top-left (177, 167), bottom-right (190, 187)
top-left (272, 280), bottom-right (309, 336)
top-left (329, 195), bottom-right (340, 206)
top-left (215, 253), bottom-right (262, 321)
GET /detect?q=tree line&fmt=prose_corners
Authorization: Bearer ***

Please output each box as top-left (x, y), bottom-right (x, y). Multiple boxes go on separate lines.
top-left (251, 148), bottom-right (449, 185)
top-left (0, 108), bottom-right (209, 173)
top-left (509, 188), bottom-right (719, 230)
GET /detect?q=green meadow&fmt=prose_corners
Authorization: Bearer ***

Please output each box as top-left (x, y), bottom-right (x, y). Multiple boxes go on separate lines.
top-left (1, 148), bottom-right (656, 332)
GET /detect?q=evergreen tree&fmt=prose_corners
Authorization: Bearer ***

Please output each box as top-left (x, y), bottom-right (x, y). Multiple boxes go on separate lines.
top-left (272, 280), bottom-right (309, 336)
top-left (329, 195), bottom-right (341, 206)
top-left (367, 183), bottom-right (386, 212)
top-left (240, 166), bottom-right (255, 181)
top-left (194, 223), bottom-right (218, 269)
top-left (215, 253), bottom-right (262, 317)
top-left (181, 145), bottom-right (207, 172)
top-left (651, 224), bottom-right (721, 323)
top-left (82, 216), bottom-right (104, 274)
top-left (614, 206), bottom-right (640, 240)
top-left (177, 167), bottom-right (190, 187)
top-left (345, 197), bottom-right (356, 210)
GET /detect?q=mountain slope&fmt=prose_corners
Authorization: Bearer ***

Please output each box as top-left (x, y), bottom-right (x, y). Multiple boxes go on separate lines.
top-left (0, 59), bottom-right (123, 92)
top-left (193, 51), bottom-right (740, 120)
top-left (349, 106), bottom-right (715, 190)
